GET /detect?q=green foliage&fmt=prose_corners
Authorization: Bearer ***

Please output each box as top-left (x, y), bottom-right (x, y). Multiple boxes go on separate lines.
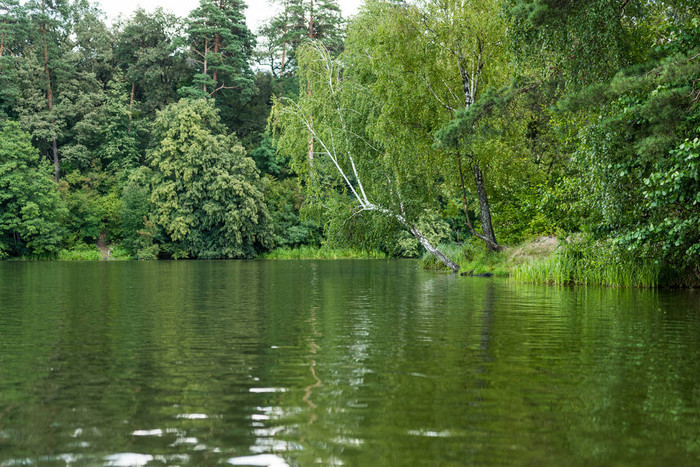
top-left (109, 245), bottom-right (133, 260)
top-left (506, 0), bottom-right (653, 86)
top-left (113, 8), bottom-right (185, 119)
top-left (419, 240), bottom-right (510, 276)
top-left (251, 135), bottom-right (286, 177)
top-left (258, 0), bottom-right (345, 77)
top-left (226, 73), bottom-right (278, 147)
top-left (562, 48), bottom-right (700, 273)
top-left (394, 210), bottom-right (455, 258)
top-left (120, 167), bottom-right (153, 256)
top-left (261, 244), bottom-right (386, 260)
top-left (617, 138), bottom-right (700, 272)
top-left (147, 98), bottom-right (273, 258)
top-left (59, 171), bottom-right (122, 246)
top-left (264, 177), bottom-right (321, 249)
top-left (95, 75), bottom-right (141, 171)
top-left (0, 0), bottom-right (27, 119)
top-left (0, 0), bottom-right (696, 284)
top-left (57, 243), bottom-right (101, 261)
top-left (0, 121), bottom-right (66, 258)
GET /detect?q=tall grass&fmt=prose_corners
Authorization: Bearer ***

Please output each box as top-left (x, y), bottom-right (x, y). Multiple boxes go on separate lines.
top-left (108, 246), bottom-right (132, 260)
top-left (421, 237), bottom-right (662, 287)
top-left (260, 245), bottom-right (387, 260)
top-left (57, 246), bottom-right (102, 261)
top-left (512, 241), bottom-right (662, 288)
top-left (419, 243), bottom-right (464, 270)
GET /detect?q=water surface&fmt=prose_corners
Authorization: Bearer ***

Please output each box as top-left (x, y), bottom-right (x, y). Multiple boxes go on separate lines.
top-left (0, 260), bottom-right (699, 465)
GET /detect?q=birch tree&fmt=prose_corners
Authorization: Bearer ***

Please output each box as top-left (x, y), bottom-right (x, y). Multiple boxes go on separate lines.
top-left (347, 0), bottom-right (509, 252)
top-left (272, 42), bottom-right (460, 272)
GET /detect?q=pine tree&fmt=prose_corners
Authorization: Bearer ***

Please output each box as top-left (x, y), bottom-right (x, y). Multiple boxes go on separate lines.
top-left (114, 8), bottom-right (185, 124)
top-left (20, 0), bottom-right (73, 181)
top-left (258, 0), bottom-right (344, 77)
top-left (185, 0), bottom-right (255, 100)
top-left (0, 0), bottom-right (26, 119)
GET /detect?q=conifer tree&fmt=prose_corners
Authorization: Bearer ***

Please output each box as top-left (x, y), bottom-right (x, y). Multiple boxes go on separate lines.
top-left (114, 8), bottom-right (184, 125)
top-left (185, 0), bottom-right (255, 100)
top-left (258, 0), bottom-right (344, 77)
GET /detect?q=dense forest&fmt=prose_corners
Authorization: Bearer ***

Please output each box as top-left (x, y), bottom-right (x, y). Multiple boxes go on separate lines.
top-left (0, 0), bottom-right (698, 284)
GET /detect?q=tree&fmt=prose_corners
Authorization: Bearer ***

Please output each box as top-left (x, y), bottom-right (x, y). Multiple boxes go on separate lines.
top-left (562, 47), bottom-right (700, 277)
top-left (17, 0), bottom-right (73, 181)
top-left (184, 0), bottom-right (255, 100)
top-left (94, 75), bottom-right (140, 171)
top-left (273, 42), bottom-right (460, 271)
top-left (15, 0), bottom-right (108, 180)
top-left (0, 121), bottom-right (66, 257)
top-left (506, 0), bottom-right (700, 277)
top-left (71, 0), bottom-right (113, 84)
top-left (258, 0), bottom-right (344, 77)
top-left (344, 0), bottom-right (509, 252)
top-left (0, 0), bottom-right (27, 119)
top-left (114, 8), bottom-right (186, 123)
top-left (506, 0), bottom-right (665, 87)
top-left (147, 99), bottom-right (273, 258)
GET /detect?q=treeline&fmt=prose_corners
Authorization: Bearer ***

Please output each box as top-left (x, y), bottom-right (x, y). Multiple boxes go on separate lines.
top-left (0, 0), bottom-right (342, 259)
top-left (1, 0), bottom-right (698, 282)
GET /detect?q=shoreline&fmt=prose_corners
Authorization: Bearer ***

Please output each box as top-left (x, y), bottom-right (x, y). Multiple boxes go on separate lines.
top-left (4, 237), bottom-right (696, 288)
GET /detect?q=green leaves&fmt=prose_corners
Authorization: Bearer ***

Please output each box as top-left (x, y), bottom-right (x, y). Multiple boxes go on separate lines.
top-left (146, 99), bottom-right (273, 258)
top-left (0, 121), bottom-right (66, 257)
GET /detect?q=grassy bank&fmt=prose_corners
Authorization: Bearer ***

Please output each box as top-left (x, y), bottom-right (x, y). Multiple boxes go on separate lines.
top-left (421, 236), bottom-right (667, 288)
top-left (260, 245), bottom-right (387, 260)
top-left (511, 245), bottom-right (661, 288)
top-left (56, 244), bottom-right (132, 261)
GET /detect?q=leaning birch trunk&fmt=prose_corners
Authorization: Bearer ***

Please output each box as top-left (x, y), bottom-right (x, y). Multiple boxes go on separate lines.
top-left (279, 43), bottom-right (460, 273)
top-left (410, 225), bottom-right (460, 273)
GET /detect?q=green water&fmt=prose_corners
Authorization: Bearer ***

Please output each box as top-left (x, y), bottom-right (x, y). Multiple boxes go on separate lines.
top-left (0, 260), bottom-right (699, 466)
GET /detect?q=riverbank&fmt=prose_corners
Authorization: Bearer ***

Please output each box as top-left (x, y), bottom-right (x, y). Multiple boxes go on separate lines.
top-left (11, 244), bottom-right (384, 262)
top-left (6, 237), bottom-right (695, 288)
top-left (422, 236), bottom-right (698, 288)
top-left (30, 244), bottom-right (133, 261)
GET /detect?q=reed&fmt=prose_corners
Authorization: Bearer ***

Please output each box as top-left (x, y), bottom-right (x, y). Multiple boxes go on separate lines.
top-left (422, 237), bottom-right (663, 288)
top-left (512, 242), bottom-right (662, 287)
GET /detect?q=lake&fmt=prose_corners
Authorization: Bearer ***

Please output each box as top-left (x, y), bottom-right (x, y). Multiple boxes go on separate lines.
top-left (0, 260), bottom-right (699, 466)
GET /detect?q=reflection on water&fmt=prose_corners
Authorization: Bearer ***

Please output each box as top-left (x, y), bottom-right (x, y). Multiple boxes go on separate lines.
top-left (0, 260), bottom-right (699, 465)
